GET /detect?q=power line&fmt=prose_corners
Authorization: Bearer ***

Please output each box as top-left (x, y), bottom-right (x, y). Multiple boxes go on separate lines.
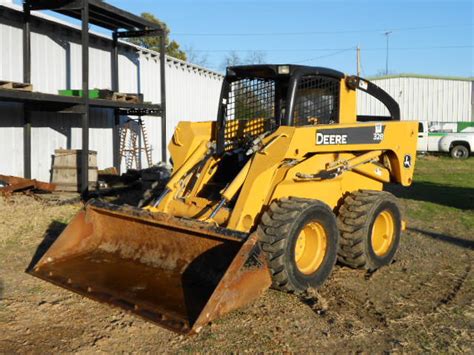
top-left (173, 24), bottom-right (472, 37)
top-left (189, 45), bottom-right (474, 53)
top-left (294, 48), bottom-right (355, 64)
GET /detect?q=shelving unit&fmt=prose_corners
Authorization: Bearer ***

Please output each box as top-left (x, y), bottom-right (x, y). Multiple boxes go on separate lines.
top-left (0, 0), bottom-right (168, 197)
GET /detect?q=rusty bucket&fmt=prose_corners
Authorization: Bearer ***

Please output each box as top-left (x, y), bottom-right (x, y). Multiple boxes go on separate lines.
top-left (29, 200), bottom-right (271, 334)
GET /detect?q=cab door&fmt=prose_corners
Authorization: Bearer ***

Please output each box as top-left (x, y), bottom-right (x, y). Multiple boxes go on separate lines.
top-left (417, 122), bottom-right (428, 151)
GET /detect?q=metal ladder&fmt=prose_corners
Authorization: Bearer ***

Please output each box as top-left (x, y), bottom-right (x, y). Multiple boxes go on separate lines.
top-left (119, 118), bottom-right (153, 170)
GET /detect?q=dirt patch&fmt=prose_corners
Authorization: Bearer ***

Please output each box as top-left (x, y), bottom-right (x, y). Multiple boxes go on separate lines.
top-left (0, 157), bottom-right (473, 352)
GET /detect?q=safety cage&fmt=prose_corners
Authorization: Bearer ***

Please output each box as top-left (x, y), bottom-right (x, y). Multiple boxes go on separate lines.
top-left (292, 75), bottom-right (340, 126)
top-left (217, 70), bottom-right (341, 153)
top-left (219, 78), bottom-right (277, 152)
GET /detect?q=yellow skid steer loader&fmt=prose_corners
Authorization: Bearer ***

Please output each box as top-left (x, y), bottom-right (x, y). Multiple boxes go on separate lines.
top-left (30, 65), bottom-right (418, 334)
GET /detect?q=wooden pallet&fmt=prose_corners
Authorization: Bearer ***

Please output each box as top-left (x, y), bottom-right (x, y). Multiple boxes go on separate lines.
top-left (0, 80), bottom-right (33, 91)
top-left (112, 92), bottom-right (142, 103)
top-left (97, 90), bottom-right (143, 103)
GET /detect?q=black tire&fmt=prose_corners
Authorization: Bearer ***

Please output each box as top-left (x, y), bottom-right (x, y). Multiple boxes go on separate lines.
top-left (337, 190), bottom-right (402, 271)
top-left (450, 145), bottom-right (469, 160)
top-left (258, 197), bottom-right (339, 293)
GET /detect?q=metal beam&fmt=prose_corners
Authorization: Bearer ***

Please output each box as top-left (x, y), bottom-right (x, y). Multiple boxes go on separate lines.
top-left (23, 3), bottom-right (31, 179)
top-left (115, 29), bottom-right (164, 39)
top-left (23, 111), bottom-right (31, 179)
top-left (117, 108), bottom-right (161, 116)
top-left (113, 113), bottom-right (121, 173)
top-left (26, 0), bottom-right (84, 11)
top-left (81, 0), bottom-right (90, 198)
top-left (51, 0), bottom-right (162, 31)
top-left (112, 31), bottom-right (121, 173)
top-left (160, 34), bottom-right (167, 163)
top-left (24, 102), bottom-right (85, 113)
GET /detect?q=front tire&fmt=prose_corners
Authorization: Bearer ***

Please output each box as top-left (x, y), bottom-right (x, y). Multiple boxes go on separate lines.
top-left (450, 145), bottom-right (469, 160)
top-left (337, 190), bottom-right (402, 271)
top-left (258, 198), bottom-right (339, 293)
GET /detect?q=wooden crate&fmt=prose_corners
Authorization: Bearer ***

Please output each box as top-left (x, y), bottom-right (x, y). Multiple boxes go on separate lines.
top-left (97, 90), bottom-right (143, 103)
top-left (51, 150), bottom-right (98, 192)
top-left (0, 81), bottom-right (33, 91)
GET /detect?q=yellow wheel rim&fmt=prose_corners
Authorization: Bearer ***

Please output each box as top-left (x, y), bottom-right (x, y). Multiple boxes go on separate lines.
top-left (371, 210), bottom-right (395, 256)
top-left (294, 221), bottom-right (327, 275)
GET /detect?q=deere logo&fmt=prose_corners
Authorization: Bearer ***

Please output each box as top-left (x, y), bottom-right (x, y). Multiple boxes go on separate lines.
top-left (316, 132), bottom-right (348, 145)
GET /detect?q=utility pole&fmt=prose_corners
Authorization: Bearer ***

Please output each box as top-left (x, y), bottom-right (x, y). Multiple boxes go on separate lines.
top-left (356, 45), bottom-right (361, 76)
top-left (384, 31), bottom-right (392, 75)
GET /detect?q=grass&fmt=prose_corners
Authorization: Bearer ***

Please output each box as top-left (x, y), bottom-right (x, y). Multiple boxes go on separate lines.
top-left (415, 155), bottom-right (474, 188)
top-left (388, 155), bottom-right (474, 233)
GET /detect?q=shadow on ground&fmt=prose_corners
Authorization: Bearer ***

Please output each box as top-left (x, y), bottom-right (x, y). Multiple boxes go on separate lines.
top-left (409, 227), bottom-right (474, 250)
top-left (387, 181), bottom-right (474, 210)
top-left (26, 221), bottom-right (67, 272)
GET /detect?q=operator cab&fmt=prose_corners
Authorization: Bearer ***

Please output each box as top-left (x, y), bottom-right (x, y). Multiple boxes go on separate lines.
top-left (216, 64), bottom-right (400, 155)
top-left (219, 64), bottom-right (344, 129)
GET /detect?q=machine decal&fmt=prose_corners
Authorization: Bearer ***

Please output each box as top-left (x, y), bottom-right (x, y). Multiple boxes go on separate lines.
top-left (403, 154), bottom-right (412, 168)
top-left (316, 125), bottom-right (385, 145)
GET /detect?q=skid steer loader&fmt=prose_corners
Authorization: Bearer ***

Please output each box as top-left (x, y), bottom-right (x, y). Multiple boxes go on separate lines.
top-left (30, 65), bottom-right (418, 334)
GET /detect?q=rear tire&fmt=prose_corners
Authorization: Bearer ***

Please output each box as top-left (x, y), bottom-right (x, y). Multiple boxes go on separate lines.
top-left (258, 197), bottom-right (339, 293)
top-left (337, 190), bottom-right (402, 271)
top-left (450, 145), bottom-right (469, 160)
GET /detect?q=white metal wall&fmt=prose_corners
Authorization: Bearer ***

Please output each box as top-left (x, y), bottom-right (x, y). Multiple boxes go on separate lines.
top-left (0, 3), bottom-right (223, 181)
top-left (357, 76), bottom-right (473, 122)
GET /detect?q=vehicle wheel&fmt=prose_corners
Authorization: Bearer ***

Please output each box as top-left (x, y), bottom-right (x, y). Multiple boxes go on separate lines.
top-left (450, 145), bottom-right (469, 160)
top-left (258, 197), bottom-right (339, 292)
top-left (337, 190), bottom-right (402, 271)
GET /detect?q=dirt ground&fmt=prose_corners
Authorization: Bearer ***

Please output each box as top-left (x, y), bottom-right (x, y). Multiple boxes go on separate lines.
top-left (0, 156), bottom-right (472, 353)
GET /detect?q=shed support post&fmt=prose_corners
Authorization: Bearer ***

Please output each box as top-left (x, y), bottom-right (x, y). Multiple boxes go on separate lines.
top-left (23, 3), bottom-right (32, 179)
top-left (81, 0), bottom-right (90, 198)
top-left (112, 31), bottom-right (121, 173)
top-left (159, 33), bottom-right (167, 163)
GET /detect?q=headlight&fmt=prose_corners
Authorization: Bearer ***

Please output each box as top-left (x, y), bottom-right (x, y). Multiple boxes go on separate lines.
top-left (278, 65), bottom-right (290, 75)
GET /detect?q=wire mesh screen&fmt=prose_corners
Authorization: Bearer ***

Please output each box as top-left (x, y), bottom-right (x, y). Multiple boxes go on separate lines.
top-left (293, 76), bottom-right (340, 126)
top-left (227, 79), bottom-right (275, 120)
top-left (223, 79), bottom-right (276, 150)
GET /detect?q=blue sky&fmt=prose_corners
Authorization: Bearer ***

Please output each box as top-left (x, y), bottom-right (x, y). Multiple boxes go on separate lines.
top-left (26, 0), bottom-right (474, 76)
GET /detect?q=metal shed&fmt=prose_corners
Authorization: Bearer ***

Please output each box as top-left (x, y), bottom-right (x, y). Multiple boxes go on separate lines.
top-left (0, 1), bottom-right (224, 182)
top-left (358, 74), bottom-right (473, 123)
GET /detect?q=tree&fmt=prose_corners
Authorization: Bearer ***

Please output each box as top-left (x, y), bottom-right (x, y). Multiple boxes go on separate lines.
top-left (220, 50), bottom-right (242, 71)
top-left (219, 51), bottom-right (272, 120)
top-left (245, 51), bottom-right (267, 65)
top-left (220, 50), bottom-right (267, 71)
top-left (129, 12), bottom-right (187, 61)
top-left (185, 45), bottom-right (210, 67)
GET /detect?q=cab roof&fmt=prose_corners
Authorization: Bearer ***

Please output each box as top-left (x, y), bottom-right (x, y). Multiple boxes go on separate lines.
top-left (226, 64), bottom-right (345, 80)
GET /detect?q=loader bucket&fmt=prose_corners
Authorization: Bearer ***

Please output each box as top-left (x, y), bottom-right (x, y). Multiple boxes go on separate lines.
top-left (29, 200), bottom-right (271, 334)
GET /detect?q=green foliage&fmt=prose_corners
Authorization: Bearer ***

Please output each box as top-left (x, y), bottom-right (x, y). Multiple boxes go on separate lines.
top-left (233, 81), bottom-right (274, 120)
top-left (129, 12), bottom-right (187, 61)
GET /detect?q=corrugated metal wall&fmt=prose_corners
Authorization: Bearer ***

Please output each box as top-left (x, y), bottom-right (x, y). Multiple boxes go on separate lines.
top-left (0, 3), bottom-right (223, 181)
top-left (357, 76), bottom-right (473, 122)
